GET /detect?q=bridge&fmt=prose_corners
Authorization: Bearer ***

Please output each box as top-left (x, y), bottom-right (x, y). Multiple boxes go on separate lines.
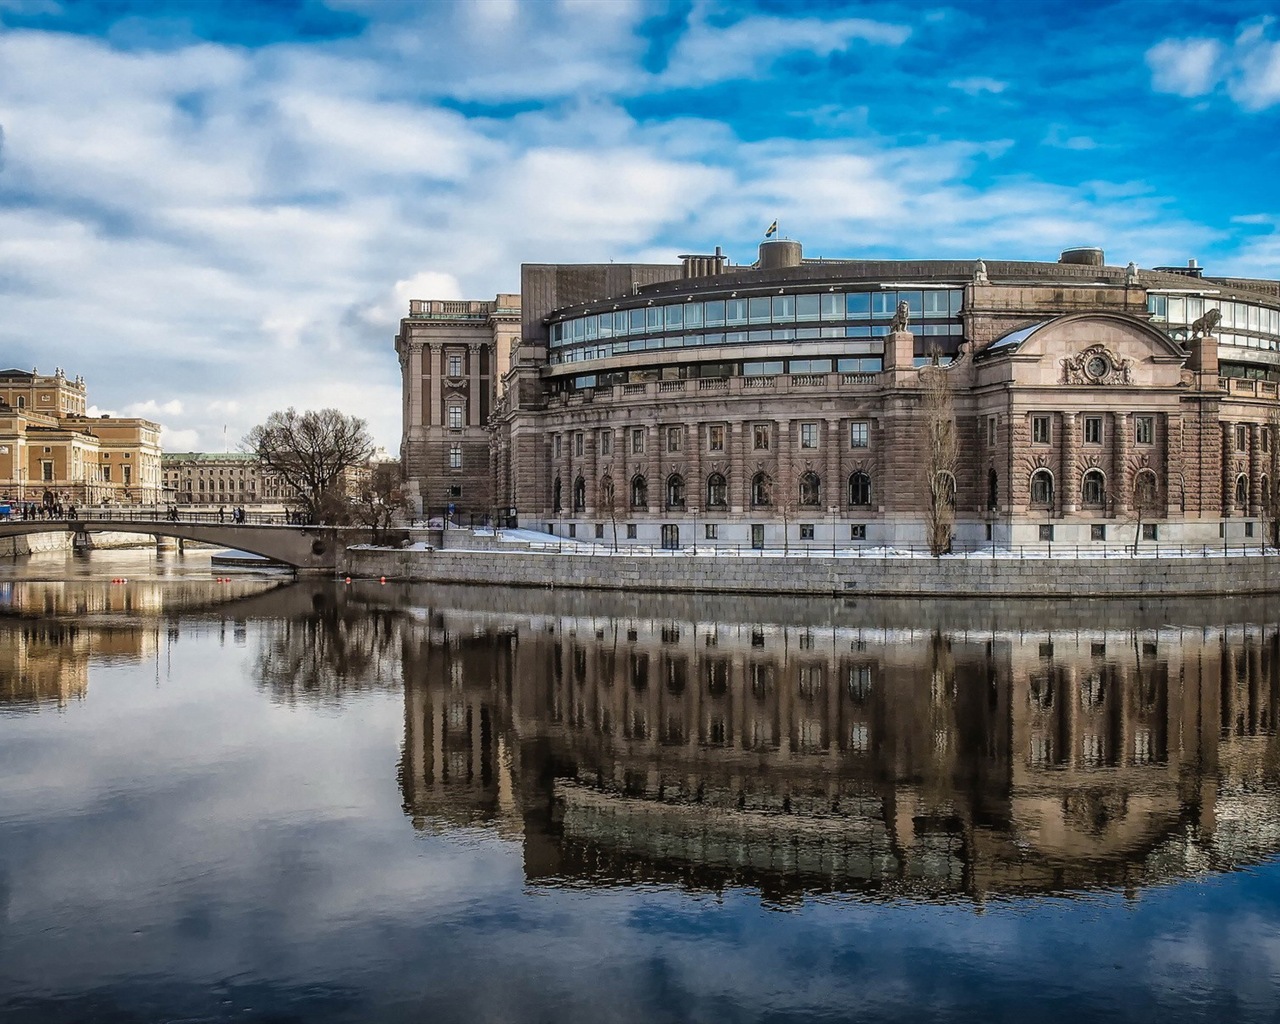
top-left (0, 510), bottom-right (370, 570)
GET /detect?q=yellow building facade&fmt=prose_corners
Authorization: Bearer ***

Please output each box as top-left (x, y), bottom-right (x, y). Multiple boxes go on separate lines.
top-left (0, 368), bottom-right (163, 506)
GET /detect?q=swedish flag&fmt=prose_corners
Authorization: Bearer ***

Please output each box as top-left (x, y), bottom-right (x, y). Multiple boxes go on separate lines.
top-left (764, 220), bottom-right (778, 238)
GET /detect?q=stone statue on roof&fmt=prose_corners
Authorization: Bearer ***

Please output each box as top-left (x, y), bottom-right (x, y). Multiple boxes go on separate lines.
top-left (890, 300), bottom-right (911, 333)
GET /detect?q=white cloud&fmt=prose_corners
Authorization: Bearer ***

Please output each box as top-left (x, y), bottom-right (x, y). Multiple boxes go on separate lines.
top-left (1148, 19), bottom-right (1280, 110)
top-left (1147, 37), bottom-right (1224, 97)
top-left (124, 399), bottom-right (184, 418)
top-left (660, 10), bottom-right (910, 87)
top-left (948, 77), bottom-right (1006, 95)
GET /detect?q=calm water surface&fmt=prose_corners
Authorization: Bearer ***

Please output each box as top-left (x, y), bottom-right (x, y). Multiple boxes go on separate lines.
top-left (2, 549), bottom-right (1280, 1023)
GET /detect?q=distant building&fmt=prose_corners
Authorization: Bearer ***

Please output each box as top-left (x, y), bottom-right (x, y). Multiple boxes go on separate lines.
top-left (161, 452), bottom-right (376, 507)
top-left (0, 367), bottom-right (162, 505)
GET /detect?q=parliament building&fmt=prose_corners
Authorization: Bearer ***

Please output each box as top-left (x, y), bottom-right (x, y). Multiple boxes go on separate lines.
top-left (397, 239), bottom-right (1280, 550)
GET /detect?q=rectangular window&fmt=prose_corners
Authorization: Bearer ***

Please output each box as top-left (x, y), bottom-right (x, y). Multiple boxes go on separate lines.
top-left (595, 523), bottom-right (604, 539)
top-left (800, 524), bottom-right (815, 540)
top-left (1264, 427), bottom-right (1272, 454)
top-left (708, 424), bottom-right (724, 451)
top-left (850, 421), bottom-right (869, 448)
top-left (666, 426), bottom-right (682, 453)
top-left (1135, 416), bottom-right (1154, 445)
top-left (751, 524), bottom-right (765, 549)
top-left (987, 416), bottom-right (997, 446)
top-left (1246, 521), bottom-right (1255, 538)
top-left (631, 428), bottom-right (645, 455)
top-left (1032, 415), bottom-right (1051, 445)
top-left (626, 524), bottom-right (637, 539)
top-left (705, 523), bottom-right (718, 540)
top-left (448, 405), bottom-right (463, 429)
top-left (42, 461), bottom-right (54, 482)
top-left (449, 444), bottom-right (462, 470)
top-left (568, 524), bottom-right (577, 539)
top-left (1236, 424), bottom-right (1248, 451)
top-left (1091, 524), bottom-right (1106, 541)
top-left (102, 465), bottom-right (112, 482)
top-left (1142, 523), bottom-right (1158, 541)
top-left (1039, 524), bottom-right (1054, 542)
top-left (850, 524), bottom-right (867, 540)
top-left (575, 432), bottom-right (584, 457)
top-left (1085, 417), bottom-right (1103, 444)
top-left (449, 485), bottom-right (462, 498)
top-left (753, 424), bottom-right (770, 450)
top-left (553, 435), bottom-right (561, 458)
top-left (447, 354), bottom-right (463, 377)
top-left (600, 430), bottom-right (612, 456)
top-left (800, 423), bottom-right (818, 448)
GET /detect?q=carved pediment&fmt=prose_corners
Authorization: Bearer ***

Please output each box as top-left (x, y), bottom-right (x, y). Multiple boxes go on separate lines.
top-left (1061, 345), bottom-right (1132, 386)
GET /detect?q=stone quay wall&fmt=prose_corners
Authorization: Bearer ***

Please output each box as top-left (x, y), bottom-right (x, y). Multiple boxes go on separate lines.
top-left (341, 546), bottom-right (1280, 598)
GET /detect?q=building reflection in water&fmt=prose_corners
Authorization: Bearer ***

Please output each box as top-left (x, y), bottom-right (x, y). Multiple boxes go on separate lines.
top-left (396, 600), bottom-right (1280, 902)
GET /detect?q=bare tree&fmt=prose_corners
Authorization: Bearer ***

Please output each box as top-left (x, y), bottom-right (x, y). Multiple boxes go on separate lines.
top-left (243, 408), bottom-right (374, 524)
top-left (1266, 410), bottom-right (1280, 549)
top-left (920, 362), bottom-right (957, 556)
top-left (599, 472), bottom-right (619, 551)
top-left (350, 470), bottom-right (407, 545)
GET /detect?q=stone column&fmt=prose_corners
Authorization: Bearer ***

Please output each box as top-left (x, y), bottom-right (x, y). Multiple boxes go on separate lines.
top-left (427, 343), bottom-right (443, 427)
top-left (1061, 411), bottom-right (1077, 514)
top-left (825, 418), bottom-right (841, 520)
top-left (409, 341), bottom-right (424, 429)
top-left (776, 419), bottom-right (791, 525)
top-left (1113, 412), bottom-right (1129, 515)
top-left (1249, 422), bottom-right (1262, 518)
top-left (1222, 422), bottom-right (1234, 516)
top-left (731, 420), bottom-right (746, 514)
top-left (689, 417), bottom-right (702, 525)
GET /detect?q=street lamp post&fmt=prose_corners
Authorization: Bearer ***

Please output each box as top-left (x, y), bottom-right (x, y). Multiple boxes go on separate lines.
top-left (828, 505), bottom-right (838, 556)
top-left (689, 506), bottom-right (699, 556)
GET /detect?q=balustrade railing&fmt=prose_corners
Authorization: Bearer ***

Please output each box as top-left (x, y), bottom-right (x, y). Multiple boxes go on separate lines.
top-left (743, 376), bottom-right (776, 389)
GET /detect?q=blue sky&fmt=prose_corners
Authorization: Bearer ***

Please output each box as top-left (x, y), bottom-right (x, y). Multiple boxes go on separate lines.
top-left (1, 0), bottom-right (1279, 451)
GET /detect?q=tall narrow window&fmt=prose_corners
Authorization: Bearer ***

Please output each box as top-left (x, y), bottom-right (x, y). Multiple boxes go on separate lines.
top-left (666, 474), bottom-right (686, 509)
top-left (751, 473), bottom-right (772, 507)
top-left (1082, 469), bottom-right (1105, 507)
top-left (666, 426), bottom-right (682, 453)
top-left (1032, 415), bottom-right (1051, 445)
top-left (1135, 416), bottom-right (1154, 445)
top-left (573, 476), bottom-right (586, 512)
top-left (706, 474), bottom-right (727, 509)
top-left (707, 425), bottom-right (725, 451)
top-left (849, 421), bottom-right (869, 448)
top-left (1030, 470), bottom-right (1054, 507)
top-left (449, 444), bottom-right (462, 470)
top-left (753, 424), bottom-right (770, 451)
top-left (630, 475), bottom-right (648, 509)
top-left (800, 423), bottom-right (818, 449)
top-left (1085, 417), bottom-right (1103, 444)
top-left (848, 472), bottom-right (872, 506)
top-left (799, 472), bottom-right (821, 506)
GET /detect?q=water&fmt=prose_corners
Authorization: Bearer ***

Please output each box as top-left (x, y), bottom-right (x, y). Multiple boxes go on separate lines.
top-left (2, 550), bottom-right (1280, 1023)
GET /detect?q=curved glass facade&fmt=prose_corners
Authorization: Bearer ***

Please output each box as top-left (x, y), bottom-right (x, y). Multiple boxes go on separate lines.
top-left (548, 287), bottom-right (965, 366)
top-left (1148, 292), bottom-right (1280, 354)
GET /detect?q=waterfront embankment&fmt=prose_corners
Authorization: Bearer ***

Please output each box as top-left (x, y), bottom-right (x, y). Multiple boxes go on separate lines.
top-left (343, 542), bottom-right (1280, 598)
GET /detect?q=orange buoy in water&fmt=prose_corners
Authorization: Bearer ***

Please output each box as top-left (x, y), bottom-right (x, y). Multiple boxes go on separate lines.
top-left (345, 577), bottom-right (352, 584)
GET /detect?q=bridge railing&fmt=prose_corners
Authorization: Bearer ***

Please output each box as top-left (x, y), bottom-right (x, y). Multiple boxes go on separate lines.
top-left (3, 507), bottom-right (311, 527)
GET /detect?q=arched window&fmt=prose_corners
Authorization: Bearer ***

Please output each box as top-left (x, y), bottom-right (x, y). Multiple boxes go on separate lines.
top-left (751, 472), bottom-right (772, 507)
top-left (573, 475), bottom-right (586, 512)
top-left (799, 472), bottom-right (821, 507)
top-left (935, 471), bottom-right (956, 507)
top-left (1235, 474), bottom-right (1249, 507)
top-left (1133, 470), bottom-right (1158, 511)
top-left (848, 472), bottom-right (872, 506)
top-left (630, 475), bottom-right (648, 510)
top-left (706, 473), bottom-right (727, 509)
top-left (666, 473), bottom-right (686, 509)
top-left (1030, 469), bottom-right (1054, 507)
top-left (552, 477), bottom-right (562, 513)
top-left (1082, 469), bottom-right (1106, 507)
top-left (988, 469), bottom-right (999, 511)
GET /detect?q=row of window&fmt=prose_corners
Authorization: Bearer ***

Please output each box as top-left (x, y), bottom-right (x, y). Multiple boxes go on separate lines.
top-left (1150, 293), bottom-right (1280, 336)
top-left (554, 471), bottom-right (874, 512)
top-left (549, 325), bottom-right (963, 364)
top-left (550, 290), bottom-right (965, 347)
top-left (553, 422), bottom-right (873, 458)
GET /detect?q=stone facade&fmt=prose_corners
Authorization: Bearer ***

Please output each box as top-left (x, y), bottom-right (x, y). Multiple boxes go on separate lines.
top-left (400, 243), bottom-right (1280, 549)
top-left (395, 296), bottom-right (520, 521)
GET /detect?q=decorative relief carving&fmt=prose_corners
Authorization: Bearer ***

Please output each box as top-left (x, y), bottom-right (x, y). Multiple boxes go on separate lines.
top-left (1061, 345), bottom-right (1132, 386)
